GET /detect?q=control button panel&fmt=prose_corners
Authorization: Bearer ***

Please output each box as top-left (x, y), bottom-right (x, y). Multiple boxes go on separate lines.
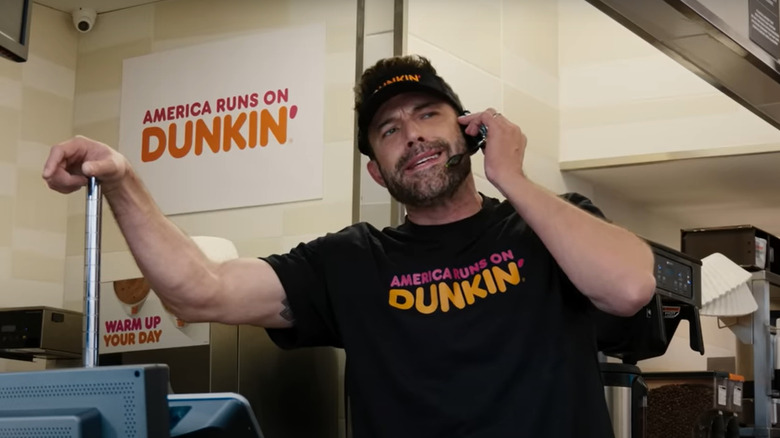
top-left (655, 254), bottom-right (693, 300)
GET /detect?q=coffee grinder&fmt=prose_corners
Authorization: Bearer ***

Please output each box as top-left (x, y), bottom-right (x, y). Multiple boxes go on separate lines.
top-left (595, 240), bottom-right (705, 438)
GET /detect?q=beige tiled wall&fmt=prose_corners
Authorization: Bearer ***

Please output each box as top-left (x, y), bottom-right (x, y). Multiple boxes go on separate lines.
top-left (0, 4), bottom-right (77, 373)
top-left (358, 0), bottom-right (396, 229)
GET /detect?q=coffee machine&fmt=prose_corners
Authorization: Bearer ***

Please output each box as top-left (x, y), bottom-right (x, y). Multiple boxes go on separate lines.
top-left (595, 240), bottom-right (705, 438)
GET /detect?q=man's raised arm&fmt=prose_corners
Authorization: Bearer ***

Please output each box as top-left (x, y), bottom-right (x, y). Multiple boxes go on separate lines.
top-left (43, 136), bottom-right (293, 328)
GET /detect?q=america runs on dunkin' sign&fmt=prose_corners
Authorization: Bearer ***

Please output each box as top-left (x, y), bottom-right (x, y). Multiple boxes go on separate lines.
top-left (140, 90), bottom-right (298, 163)
top-left (118, 25), bottom-right (324, 216)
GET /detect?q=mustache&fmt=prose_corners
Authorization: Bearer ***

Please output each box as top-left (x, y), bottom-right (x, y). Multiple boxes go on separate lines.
top-left (394, 140), bottom-right (450, 173)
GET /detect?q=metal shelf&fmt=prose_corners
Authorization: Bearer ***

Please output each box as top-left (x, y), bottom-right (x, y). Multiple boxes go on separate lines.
top-left (739, 271), bottom-right (780, 433)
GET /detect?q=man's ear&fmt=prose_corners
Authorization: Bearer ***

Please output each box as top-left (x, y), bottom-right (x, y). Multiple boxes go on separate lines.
top-left (366, 160), bottom-right (387, 188)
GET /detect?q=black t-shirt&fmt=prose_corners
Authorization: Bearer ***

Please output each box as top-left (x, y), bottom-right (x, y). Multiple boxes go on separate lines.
top-left (264, 194), bottom-right (615, 438)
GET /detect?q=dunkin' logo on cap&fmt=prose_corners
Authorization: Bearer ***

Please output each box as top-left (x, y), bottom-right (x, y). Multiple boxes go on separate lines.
top-left (373, 74), bottom-right (422, 94)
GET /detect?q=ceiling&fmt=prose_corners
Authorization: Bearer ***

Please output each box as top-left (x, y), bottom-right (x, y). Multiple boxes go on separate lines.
top-left (34, 0), bottom-right (165, 14)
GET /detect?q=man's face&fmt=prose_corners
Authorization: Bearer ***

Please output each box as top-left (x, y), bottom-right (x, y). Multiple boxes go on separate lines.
top-left (366, 92), bottom-right (470, 208)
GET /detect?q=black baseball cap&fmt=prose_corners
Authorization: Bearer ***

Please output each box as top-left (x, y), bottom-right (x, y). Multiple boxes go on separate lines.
top-left (356, 69), bottom-right (464, 156)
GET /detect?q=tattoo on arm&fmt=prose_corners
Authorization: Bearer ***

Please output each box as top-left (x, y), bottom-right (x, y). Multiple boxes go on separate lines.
top-left (280, 298), bottom-right (295, 322)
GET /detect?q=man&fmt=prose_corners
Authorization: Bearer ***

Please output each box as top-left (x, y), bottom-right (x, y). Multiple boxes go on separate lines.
top-left (43, 55), bottom-right (655, 437)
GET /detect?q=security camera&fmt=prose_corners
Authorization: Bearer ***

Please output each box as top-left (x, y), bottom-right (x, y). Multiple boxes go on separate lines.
top-left (72, 7), bottom-right (97, 33)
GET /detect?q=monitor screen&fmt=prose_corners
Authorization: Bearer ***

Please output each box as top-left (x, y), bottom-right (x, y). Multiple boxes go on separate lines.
top-left (0, 364), bottom-right (170, 437)
top-left (0, 0), bottom-right (32, 62)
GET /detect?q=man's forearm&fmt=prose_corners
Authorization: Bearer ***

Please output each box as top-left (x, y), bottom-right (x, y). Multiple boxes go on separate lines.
top-left (103, 168), bottom-right (219, 320)
top-left (500, 176), bottom-right (656, 316)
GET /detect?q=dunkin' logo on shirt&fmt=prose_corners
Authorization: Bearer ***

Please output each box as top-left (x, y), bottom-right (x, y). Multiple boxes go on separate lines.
top-left (388, 250), bottom-right (526, 315)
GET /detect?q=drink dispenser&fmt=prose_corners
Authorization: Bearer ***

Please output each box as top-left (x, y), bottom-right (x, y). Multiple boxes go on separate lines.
top-left (594, 240), bottom-right (705, 438)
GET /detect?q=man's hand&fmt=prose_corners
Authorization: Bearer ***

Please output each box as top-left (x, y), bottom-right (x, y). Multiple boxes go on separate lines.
top-left (42, 135), bottom-right (130, 194)
top-left (458, 108), bottom-right (527, 192)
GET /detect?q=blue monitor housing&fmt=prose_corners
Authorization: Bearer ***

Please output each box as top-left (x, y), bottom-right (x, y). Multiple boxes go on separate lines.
top-left (0, 0), bottom-right (32, 63)
top-left (168, 393), bottom-right (264, 438)
top-left (0, 364), bottom-right (170, 437)
top-left (0, 364), bottom-right (265, 437)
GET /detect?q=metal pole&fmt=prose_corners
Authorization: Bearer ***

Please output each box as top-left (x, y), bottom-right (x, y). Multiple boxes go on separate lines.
top-left (751, 272), bottom-right (772, 433)
top-left (389, 0), bottom-right (407, 227)
top-left (83, 177), bottom-right (102, 368)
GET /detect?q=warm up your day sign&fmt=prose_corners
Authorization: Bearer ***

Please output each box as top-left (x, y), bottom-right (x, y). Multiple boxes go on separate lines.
top-left (119, 25), bottom-right (325, 215)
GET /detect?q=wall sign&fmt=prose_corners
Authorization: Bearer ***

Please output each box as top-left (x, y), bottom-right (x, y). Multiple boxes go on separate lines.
top-left (119, 24), bottom-right (325, 215)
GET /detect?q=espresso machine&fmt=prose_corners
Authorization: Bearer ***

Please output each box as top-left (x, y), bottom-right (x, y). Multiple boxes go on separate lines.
top-left (595, 240), bottom-right (705, 438)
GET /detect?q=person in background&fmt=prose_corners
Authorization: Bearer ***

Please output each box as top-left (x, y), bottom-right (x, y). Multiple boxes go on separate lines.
top-left (43, 54), bottom-right (655, 437)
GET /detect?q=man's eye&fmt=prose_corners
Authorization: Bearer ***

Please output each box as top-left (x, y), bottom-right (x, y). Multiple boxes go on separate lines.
top-left (421, 111), bottom-right (436, 119)
top-left (382, 127), bottom-right (398, 137)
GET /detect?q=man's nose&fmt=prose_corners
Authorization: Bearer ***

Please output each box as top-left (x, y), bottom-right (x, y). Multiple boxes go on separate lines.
top-left (403, 120), bottom-right (426, 148)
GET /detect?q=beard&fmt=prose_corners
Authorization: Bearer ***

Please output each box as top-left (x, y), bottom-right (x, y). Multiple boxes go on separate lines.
top-left (376, 136), bottom-right (470, 208)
